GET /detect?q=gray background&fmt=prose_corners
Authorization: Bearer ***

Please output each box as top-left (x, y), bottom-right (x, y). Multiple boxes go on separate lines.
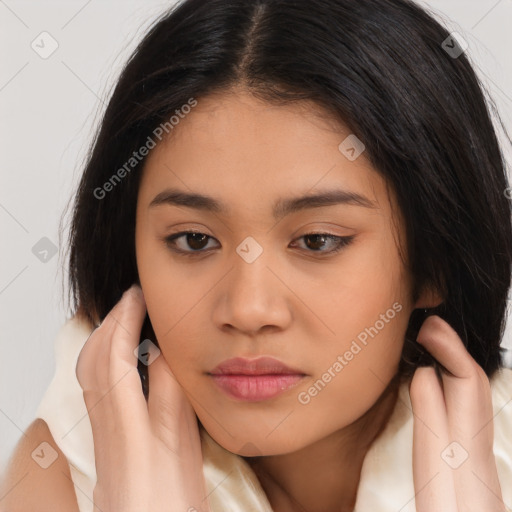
top-left (1, 0), bottom-right (512, 478)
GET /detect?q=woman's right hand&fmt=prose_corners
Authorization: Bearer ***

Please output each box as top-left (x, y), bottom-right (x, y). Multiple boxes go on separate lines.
top-left (76, 284), bottom-right (211, 512)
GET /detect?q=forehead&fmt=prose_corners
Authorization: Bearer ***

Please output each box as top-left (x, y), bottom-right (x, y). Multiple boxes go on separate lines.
top-left (138, 89), bottom-right (391, 216)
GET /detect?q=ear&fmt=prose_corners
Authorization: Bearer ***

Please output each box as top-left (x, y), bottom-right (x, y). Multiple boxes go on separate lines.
top-left (413, 283), bottom-right (444, 309)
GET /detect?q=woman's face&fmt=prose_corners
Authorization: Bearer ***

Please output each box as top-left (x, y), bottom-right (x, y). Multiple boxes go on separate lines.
top-left (135, 88), bottom-right (427, 455)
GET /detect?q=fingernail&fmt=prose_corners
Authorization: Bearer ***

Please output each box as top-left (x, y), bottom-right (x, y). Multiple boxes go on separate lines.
top-left (135, 284), bottom-right (145, 299)
top-left (128, 284), bottom-right (145, 301)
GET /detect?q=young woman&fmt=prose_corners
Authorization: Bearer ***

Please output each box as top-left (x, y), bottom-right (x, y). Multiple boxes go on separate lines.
top-left (3, 0), bottom-right (512, 511)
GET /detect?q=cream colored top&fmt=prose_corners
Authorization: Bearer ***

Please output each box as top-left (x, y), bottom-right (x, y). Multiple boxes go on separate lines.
top-left (36, 315), bottom-right (512, 512)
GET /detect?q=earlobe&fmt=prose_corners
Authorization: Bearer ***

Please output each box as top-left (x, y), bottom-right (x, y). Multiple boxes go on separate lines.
top-left (413, 283), bottom-right (444, 309)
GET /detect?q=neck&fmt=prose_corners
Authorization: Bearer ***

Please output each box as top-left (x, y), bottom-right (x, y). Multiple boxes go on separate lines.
top-left (246, 374), bottom-right (401, 512)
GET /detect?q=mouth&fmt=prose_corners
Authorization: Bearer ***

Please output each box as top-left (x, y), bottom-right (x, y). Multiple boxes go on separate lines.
top-left (208, 356), bottom-right (307, 402)
top-left (209, 374), bottom-right (305, 401)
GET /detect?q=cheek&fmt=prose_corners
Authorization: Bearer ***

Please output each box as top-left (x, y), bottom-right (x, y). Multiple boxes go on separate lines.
top-left (136, 234), bottom-right (193, 366)
top-left (135, 226), bottom-right (222, 389)
top-left (323, 288), bottom-right (408, 391)
top-left (138, 275), bottom-right (202, 373)
top-left (293, 309), bottom-right (409, 439)
top-left (136, 231), bottom-right (197, 334)
top-left (307, 233), bottom-right (407, 341)
top-left (143, 288), bottom-right (204, 388)
top-left (301, 242), bottom-right (409, 416)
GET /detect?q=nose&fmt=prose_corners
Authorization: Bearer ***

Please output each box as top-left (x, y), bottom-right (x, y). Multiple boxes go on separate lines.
top-left (212, 249), bottom-right (293, 336)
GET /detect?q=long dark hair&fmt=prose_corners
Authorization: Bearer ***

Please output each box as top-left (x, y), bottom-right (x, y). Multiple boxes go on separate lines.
top-left (64, 0), bottom-right (512, 380)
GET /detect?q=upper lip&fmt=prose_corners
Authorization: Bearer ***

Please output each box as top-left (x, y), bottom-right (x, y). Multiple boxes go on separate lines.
top-left (209, 356), bottom-right (305, 376)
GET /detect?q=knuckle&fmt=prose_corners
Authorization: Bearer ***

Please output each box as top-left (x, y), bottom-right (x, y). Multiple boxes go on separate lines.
top-left (417, 314), bottom-right (449, 343)
top-left (409, 366), bottom-right (437, 399)
top-left (468, 361), bottom-right (491, 394)
top-left (76, 336), bottom-right (113, 393)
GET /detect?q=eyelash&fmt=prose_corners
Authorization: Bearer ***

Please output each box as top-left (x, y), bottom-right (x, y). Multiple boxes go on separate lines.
top-left (163, 230), bottom-right (355, 258)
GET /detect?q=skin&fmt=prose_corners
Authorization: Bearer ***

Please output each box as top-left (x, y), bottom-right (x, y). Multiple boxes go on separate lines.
top-left (75, 285), bottom-right (210, 512)
top-left (2, 89), bottom-right (506, 512)
top-left (134, 87), bottom-right (437, 511)
top-left (70, 87), bottom-right (505, 512)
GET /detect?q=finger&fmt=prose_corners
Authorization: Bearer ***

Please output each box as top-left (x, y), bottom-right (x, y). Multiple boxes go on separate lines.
top-left (146, 349), bottom-right (196, 447)
top-left (77, 284), bottom-right (149, 435)
top-left (416, 316), bottom-right (492, 442)
top-left (105, 284), bottom-right (147, 374)
top-left (76, 284), bottom-right (146, 389)
top-left (410, 366), bottom-right (457, 512)
top-left (416, 315), bottom-right (505, 511)
top-left (102, 285), bottom-right (150, 434)
top-left (416, 315), bottom-right (474, 379)
top-left (146, 350), bottom-right (208, 506)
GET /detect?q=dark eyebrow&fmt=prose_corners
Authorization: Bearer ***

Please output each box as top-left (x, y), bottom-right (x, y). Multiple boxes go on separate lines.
top-left (149, 187), bottom-right (378, 218)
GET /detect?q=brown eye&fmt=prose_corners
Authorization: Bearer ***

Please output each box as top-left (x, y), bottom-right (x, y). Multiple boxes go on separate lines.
top-left (304, 234), bottom-right (330, 251)
top-left (291, 233), bottom-right (355, 255)
top-left (164, 231), bottom-right (355, 258)
top-left (164, 231), bottom-right (219, 255)
top-left (184, 233), bottom-right (209, 250)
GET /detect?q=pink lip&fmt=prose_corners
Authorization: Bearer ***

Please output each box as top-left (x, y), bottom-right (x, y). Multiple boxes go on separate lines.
top-left (210, 356), bottom-right (304, 376)
top-left (208, 356), bottom-right (306, 402)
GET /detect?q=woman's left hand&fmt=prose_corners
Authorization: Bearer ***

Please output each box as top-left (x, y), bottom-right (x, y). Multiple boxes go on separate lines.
top-left (409, 314), bottom-right (507, 512)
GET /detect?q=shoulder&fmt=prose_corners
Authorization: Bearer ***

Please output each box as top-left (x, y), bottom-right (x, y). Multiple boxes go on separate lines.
top-left (1, 418), bottom-right (80, 512)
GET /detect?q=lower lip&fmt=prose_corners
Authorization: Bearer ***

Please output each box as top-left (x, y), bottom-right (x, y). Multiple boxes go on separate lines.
top-left (210, 374), bottom-right (305, 402)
